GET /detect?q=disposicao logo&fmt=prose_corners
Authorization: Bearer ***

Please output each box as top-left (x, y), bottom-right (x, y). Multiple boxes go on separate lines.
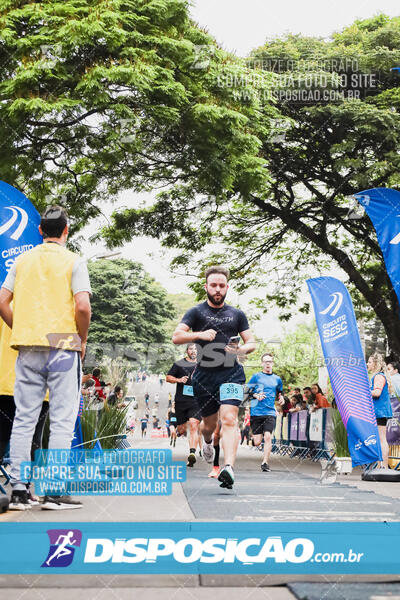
top-left (83, 536), bottom-right (314, 564)
top-left (41, 529), bottom-right (82, 568)
top-left (0, 206), bottom-right (28, 240)
top-left (319, 292), bottom-right (343, 317)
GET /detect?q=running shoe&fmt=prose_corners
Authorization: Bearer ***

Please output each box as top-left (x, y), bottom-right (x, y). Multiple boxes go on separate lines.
top-left (208, 466), bottom-right (220, 478)
top-left (218, 465), bottom-right (234, 489)
top-left (42, 495), bottom-right (83, 510)
top-left (261, 462), bottom-right (270, 472)
top-left (9, 489), bottom-right (32, 511)
top-left (202, 439), bottom-right (214, 463)
top-left (187, 452), bottom-right (196, 467)
top-left (27, 489), bottom-right (40, 506)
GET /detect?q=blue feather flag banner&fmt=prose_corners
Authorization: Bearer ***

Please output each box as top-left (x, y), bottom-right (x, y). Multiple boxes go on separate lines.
top-left (307, 276), bottom-right (381, 466)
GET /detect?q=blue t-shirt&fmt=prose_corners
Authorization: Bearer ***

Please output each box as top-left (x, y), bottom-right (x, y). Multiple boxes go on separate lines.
top-left (370, 372), bottom-right (393, 419)
top-left (247, 372), bottom-right (283, 417)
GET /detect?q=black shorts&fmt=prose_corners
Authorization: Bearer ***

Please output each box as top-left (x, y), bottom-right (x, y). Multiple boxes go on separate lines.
top-left (175, 400), bottom-right (201, 426)
top-left (192, 364), bottom-right (246, 418)
top-left (376, 417), bottom-right (389, 426)
top-left (251, 415), bottom-right (276, 435)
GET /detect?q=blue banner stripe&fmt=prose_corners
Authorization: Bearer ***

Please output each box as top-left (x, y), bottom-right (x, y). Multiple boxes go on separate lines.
top-left (1, 522), bottom-right (399, 574)
top-left (355, 188), bottom-right (400, 304)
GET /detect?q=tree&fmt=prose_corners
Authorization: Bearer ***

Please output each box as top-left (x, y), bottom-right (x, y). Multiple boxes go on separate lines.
top-left (165, 291), bottom-right (196, 338)
top-left (86, 258), bottom-right (175, 371)
top-left (0, 0), bottom-right (273, 237)
top-left (103, 15), bottom-right (400, 357)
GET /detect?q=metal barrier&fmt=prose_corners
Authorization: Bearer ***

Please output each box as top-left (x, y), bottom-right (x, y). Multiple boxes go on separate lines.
top-left (271, 409), bottom-right (334, 462)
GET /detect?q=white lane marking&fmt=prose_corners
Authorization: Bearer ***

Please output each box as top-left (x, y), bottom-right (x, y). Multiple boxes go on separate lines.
top-left (216, 498), bottom-right (392, 505)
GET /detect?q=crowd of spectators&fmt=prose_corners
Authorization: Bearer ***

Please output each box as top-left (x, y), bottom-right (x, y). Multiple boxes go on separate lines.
top-left (277, 383), bottom-right (330, 416)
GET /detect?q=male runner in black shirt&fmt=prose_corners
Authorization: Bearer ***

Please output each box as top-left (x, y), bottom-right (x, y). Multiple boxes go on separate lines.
top-left (166, 343), bottom-right (201, 467)
top-left (172, 266), bottom-right (255, 488)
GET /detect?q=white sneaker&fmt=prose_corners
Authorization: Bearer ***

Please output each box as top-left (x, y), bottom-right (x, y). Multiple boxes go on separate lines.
top-left (218, 465), bottom-right (235, 489)
top-left (202, 439), bottom-right (214, 464)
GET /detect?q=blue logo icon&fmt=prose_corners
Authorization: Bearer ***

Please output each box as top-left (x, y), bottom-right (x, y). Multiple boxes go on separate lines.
top-left (41, 529), bottom-right (82, 568)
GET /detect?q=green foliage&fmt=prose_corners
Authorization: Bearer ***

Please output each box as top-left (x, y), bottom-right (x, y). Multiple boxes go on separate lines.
top-left (80, 406), bottom-right (129, 450)
top-left (86, 258), bottom-right (175, 372)
top-left (103, 14), bottom-right (400, 356)
top-left (0, 0), bottom-right (273, 236)
top-left (331, 409), bottom-right (351, 457)
top-left (88, 258), bottom-right (174, 346)
top-left (165, 292), bottom-right (196, 337)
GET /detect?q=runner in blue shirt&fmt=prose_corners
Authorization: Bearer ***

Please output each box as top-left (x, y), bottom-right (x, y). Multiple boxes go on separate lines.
top-left (247, 352), bottom-right (283, 472)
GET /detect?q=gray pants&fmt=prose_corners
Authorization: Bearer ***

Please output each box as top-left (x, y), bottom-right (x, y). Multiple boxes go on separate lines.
top-left (10, 347), bottom-right (81, 488)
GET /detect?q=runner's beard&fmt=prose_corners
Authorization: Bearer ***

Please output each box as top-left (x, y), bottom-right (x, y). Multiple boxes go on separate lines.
top-left (207, 290), bottom-right (226, 306)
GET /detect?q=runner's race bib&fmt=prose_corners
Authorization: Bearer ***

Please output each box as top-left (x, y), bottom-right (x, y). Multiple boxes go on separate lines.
top-left (183, 385), bottom-right (194, 396)
top-left (220, 383), bottom-right (244, 402)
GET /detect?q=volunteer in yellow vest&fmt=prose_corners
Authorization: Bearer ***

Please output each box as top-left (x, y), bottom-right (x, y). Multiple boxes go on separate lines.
top-left (0, 206), bottom-right (91, 511)
top-left (0, 319), bottom-right (49, 507)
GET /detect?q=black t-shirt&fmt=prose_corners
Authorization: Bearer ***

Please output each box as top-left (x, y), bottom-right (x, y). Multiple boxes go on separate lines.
top-left (167, 358), bottom-right (197, 404)
top-left (181, 302), bottom-right (249, 371)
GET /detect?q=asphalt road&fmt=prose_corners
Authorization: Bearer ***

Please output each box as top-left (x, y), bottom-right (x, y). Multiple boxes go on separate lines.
top-left (131, 377), bottom-right (400, 523)
top-left (3, 378), bottom-right (400, 596)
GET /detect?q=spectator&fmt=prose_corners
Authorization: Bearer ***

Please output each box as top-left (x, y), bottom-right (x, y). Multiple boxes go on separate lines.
top-left (303, 387), bottom-right (315, 406)
top-left (367, 353), bottom-right (392, 469)
top-left (289, 394), bottom-right (303, 413)
top-left (387, 361), bottom-right (400, 397)
top-left (107, 385), bottom-right (125, 408)
top-left (277, 393), bottom-right (291, 416)
top-left (92, 368), bottom-right (106, 405)
top-left (310, 384), bottom-right (330, 411)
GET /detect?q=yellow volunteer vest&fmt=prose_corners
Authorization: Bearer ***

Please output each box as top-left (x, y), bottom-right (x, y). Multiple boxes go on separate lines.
top-left (10, 243), bottom-right (81, 350)
top-left (0, 319), bottom-right (49, 400)
top-left (0, 319), bottom-right (17, 395)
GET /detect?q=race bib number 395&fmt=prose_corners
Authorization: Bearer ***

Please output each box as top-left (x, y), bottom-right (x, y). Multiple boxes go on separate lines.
top-left (220, 383), bottom-right (244, 402)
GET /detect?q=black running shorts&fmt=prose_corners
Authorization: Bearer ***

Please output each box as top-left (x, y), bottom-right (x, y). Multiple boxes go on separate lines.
top-left (250, 415), bottom-right (276, 435)
top-left (192, 364), bottom-right (246, 418)
top-left (175, 400), bottom-right (202, 426)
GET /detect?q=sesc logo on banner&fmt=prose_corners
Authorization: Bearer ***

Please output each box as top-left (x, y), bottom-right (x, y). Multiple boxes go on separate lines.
top-left (0, 206), bottom-right (29, 240)
top-left (0, 181), bottom-right (42, 285)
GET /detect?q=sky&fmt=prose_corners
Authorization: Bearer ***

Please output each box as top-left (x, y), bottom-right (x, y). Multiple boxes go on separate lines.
top-left (80, 1), bottom-right (400, 337)
top-left (189, 0), bottom-right (400, 57)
